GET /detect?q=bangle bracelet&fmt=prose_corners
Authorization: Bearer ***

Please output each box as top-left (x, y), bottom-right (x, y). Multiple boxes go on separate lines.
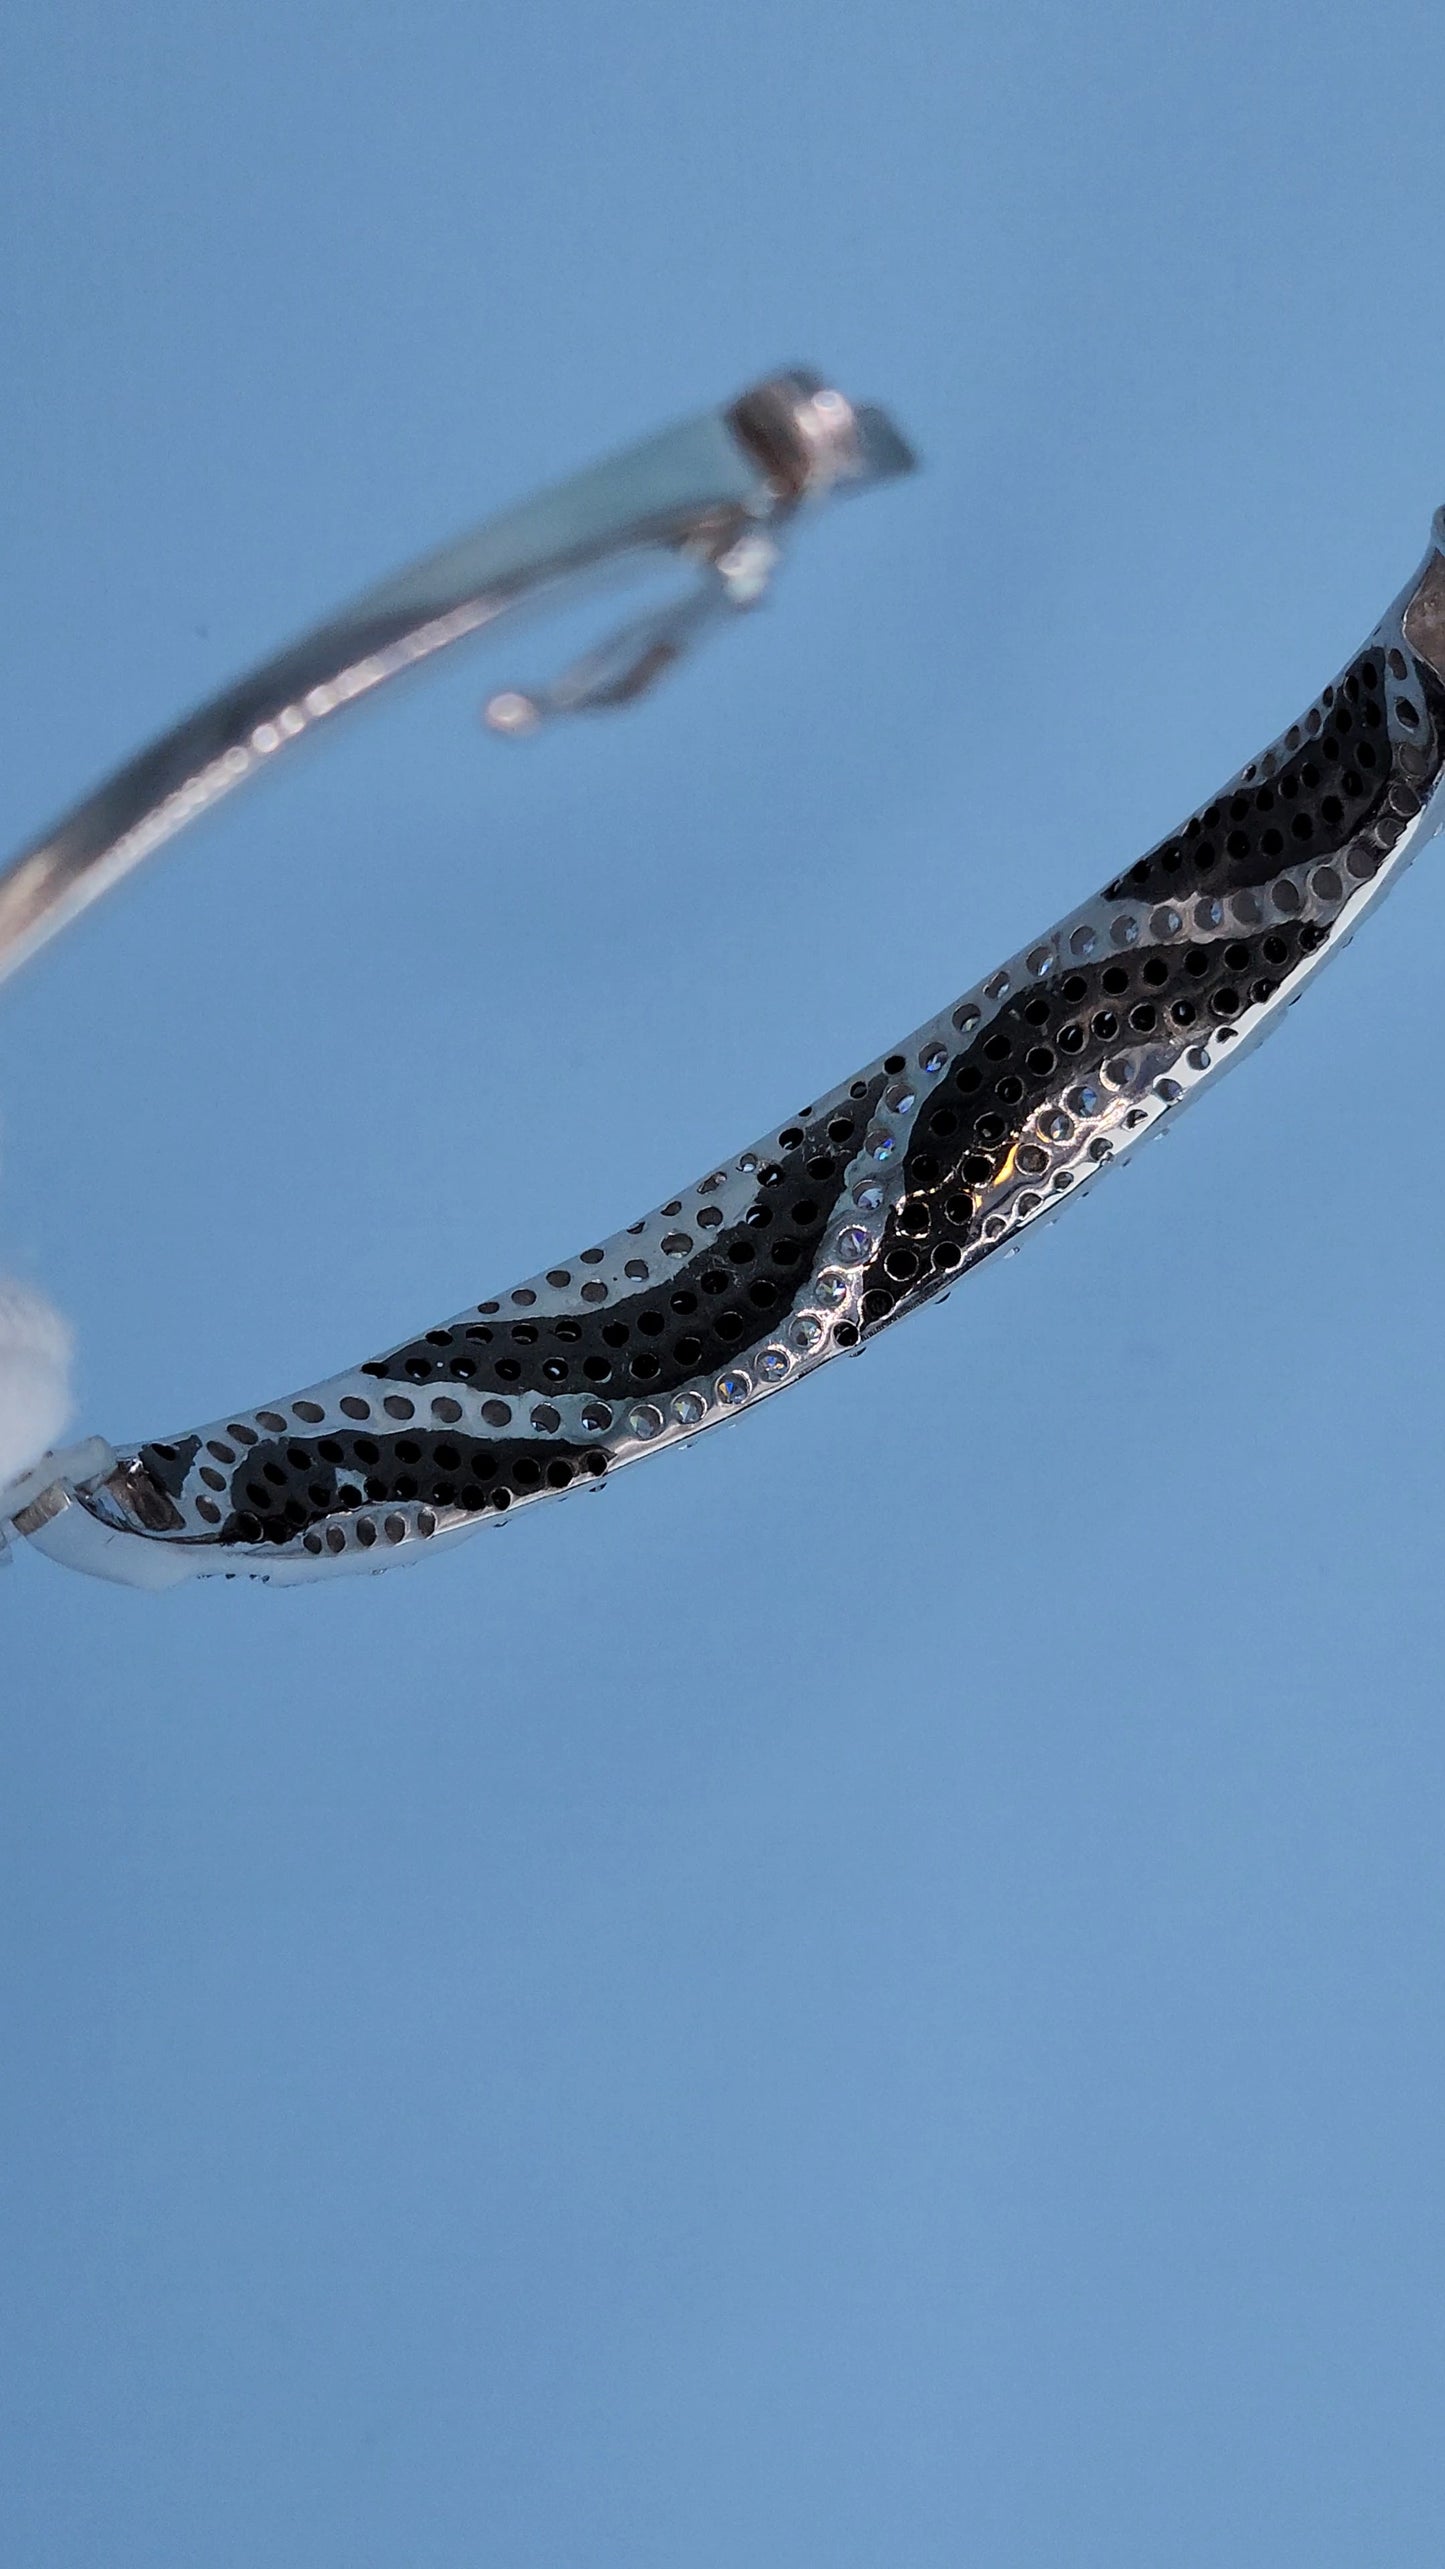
top-left (4, 374), bottom-right (1444, 1588)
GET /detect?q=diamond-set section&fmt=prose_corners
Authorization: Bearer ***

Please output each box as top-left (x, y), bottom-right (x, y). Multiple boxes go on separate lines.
top-left (126, 606), bottom-right (1443, 1574)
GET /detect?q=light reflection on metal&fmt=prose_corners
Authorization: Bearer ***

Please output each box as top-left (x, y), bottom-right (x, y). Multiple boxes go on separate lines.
top-left (0, 369), bottom-right (913, 992)
top-left (7, 397), bottom-right (1445, 1589)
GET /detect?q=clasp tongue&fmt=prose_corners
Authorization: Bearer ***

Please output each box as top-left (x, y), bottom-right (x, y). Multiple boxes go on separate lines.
top-left (480, 370), bottom-right (916, 736)
top-left (483, 529), bottom-right (783, 735)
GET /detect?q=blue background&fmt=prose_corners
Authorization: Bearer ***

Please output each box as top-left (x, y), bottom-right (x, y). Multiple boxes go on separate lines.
top-left (4, 4), bottom-right (1445, 2561)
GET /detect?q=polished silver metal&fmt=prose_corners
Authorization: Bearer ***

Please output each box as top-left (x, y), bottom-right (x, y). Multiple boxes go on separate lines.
top-left (0, 369), bottom-right (914, 1577)
top-left (6, 391), bottom-right (1445, 1592)
top-left (0, 369), bottom-right (912, 991)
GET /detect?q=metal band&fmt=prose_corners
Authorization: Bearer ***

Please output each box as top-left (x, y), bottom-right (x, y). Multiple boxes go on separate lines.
top-left (6, 391), bottom-right (1445, 1586)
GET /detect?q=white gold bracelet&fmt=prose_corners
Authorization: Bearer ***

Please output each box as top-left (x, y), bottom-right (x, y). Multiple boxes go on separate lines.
top-left (5, 370), bottom-right (1444, 1589)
